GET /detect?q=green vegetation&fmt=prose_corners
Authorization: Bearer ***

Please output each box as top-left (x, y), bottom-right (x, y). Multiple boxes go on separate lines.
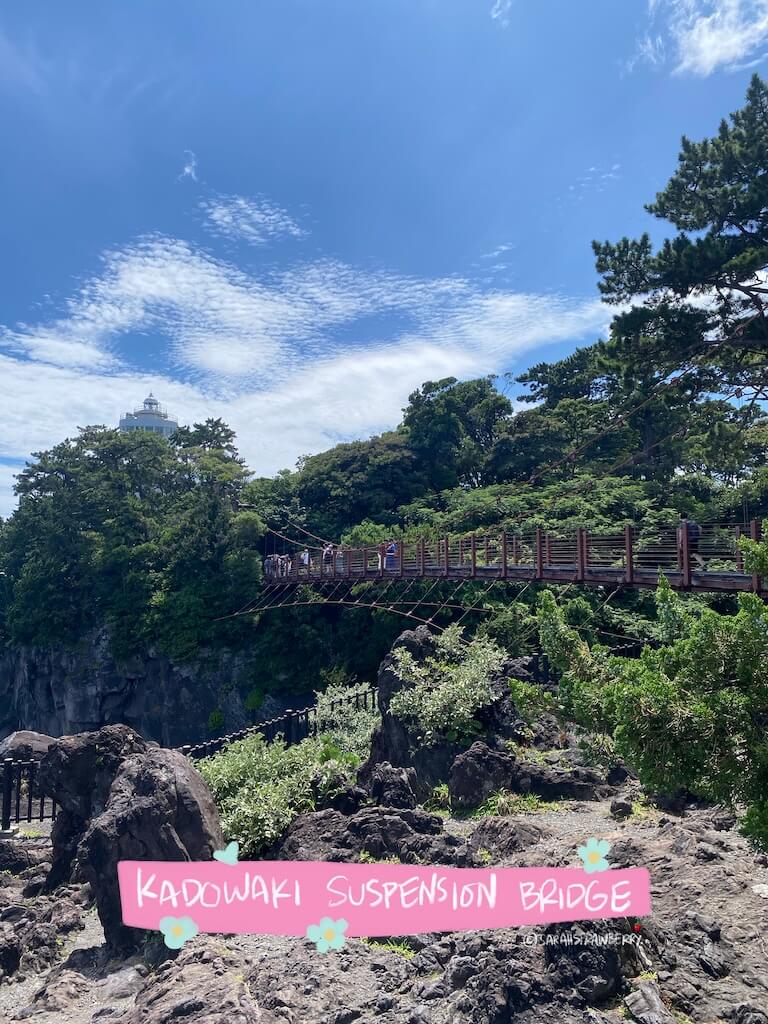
top-left (389, 625), bottom-right (506, 745)
top-left (198, 682), bottom-right (377, 855)
top-left (538, 579), bottom-right (768, 850)
top-left (359, 938), bottom-right (417, 959)
top-left (472, 791), bottom-right (559, 817)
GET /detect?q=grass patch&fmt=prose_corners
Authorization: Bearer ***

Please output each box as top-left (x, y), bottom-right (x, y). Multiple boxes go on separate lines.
top-left (360, 938), bottom-right (416, 959)
top-left (468, 790), bottom-right (561, 818)
top-left (358, 851), bottom-right (401, 865)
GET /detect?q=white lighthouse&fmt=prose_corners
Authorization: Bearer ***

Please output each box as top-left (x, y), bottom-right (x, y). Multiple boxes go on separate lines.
top-left (119, 394), bottom-right (179, 439)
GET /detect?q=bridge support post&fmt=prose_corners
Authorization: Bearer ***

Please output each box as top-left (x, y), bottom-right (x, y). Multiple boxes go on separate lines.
top-left (471, 535), bottom-right (477, 578)
top-left (624, 524), bottom-right (634, 585)
top-left (576, 527), bottom-right (586, 582)
top-left (535, 528), bottom-right (544, 580)
top-left (501, 533), bottom-right (508, 578)
top-left (750, 519), bottom-right (762, 594)
top-left (444, 537), bottom-right (450, 577)
top-left (418, 539), bottom-right (425, 575)
top-left (679, 525), bottom-right (692, 589)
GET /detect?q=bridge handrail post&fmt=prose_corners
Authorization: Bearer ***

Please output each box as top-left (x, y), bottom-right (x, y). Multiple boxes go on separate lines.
top-left (399, 540), bottom-right (404, 577)
top-left (418, 539), bottom-right (425, 576)
top-left (576, 527), bottom-right (586, 582)
top-left (750, 519), bottom-right (762, 593)
top-left (443, 537), bottom-right (450, 576)
top-left (501, 533), bottom-right (508, 579)
top-left (379, 543), bottom-right (385, 578)
top-left (679, 524), bottom-right (692, 589)
top-left (624, 524), bottom-right (634, 585)
top-left (471, 534), bottom-right (477, 578)
top-left (535, 528), bottom-right (544, 580)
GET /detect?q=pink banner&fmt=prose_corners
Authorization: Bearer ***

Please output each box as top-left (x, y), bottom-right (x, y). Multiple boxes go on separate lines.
top-left (118, 861), bottom-right (651, 936)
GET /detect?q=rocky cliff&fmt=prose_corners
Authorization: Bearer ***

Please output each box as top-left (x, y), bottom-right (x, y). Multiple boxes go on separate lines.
top-left (0, 629), bottom-right (306, 747)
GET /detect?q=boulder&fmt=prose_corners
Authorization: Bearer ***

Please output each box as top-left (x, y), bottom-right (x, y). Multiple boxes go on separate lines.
top-left (368, 762), bottom-right (417, 809)
top-left (624, 981), bottom-right (677, 1024)
top-left (0, 837), bottom-right (50, 875)
top-left (38, 724), bottom-right (223, 953)
top-left (0, 730), bottom-right (56, 761)
top-left (271, 805), bottom-right (472, 866)
top-left (468, 817), bottom-right (546, 861)
top-left (449, 742), bottom-right (516, 811)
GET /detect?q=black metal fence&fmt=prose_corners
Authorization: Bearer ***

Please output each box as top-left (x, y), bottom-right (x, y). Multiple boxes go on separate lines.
top-left (180, 685), bottom-right (380, 761)
top-left (1, 757), bottom-right (59, 832)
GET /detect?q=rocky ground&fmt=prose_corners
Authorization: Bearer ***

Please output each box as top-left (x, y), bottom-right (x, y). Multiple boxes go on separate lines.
top-left (1, 791), bottom-right (767, 1024)
top-left (1, 627), bottom-right (767, 1023)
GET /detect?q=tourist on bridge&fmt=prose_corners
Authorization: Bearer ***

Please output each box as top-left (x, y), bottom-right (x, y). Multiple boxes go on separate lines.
top-left (680, 514), bottom-right (705, 569)
top-left (300, 548), bottom-right (310, 574)
top-left (322, 543), bottom-right (334, 574)
top-left (385, 539), bottom-right (398, 571)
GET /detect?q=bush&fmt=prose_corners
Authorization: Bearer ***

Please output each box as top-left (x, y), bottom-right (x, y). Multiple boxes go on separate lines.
top-left (537, 580), bottom-right (768, 851)
top-left (198, 682), bottom-right (378, 855)
top-left (389, 624), bottom-right (506, 745)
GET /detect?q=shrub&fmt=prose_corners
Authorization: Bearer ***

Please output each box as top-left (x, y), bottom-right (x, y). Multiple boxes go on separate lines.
top-left (389, 624), bottom-right (506, 745)
top-left (537, 580), bottom-right (768, 851)
top-left (198, 681), bottom-right (378, 855)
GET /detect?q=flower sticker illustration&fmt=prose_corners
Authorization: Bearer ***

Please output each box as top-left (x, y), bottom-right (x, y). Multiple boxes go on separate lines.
top-left (578, 837), bottom-right (611, 873)
top-left (306, 917), bottom-right (348, 952)
top-left (213, 841), bottom-right (239, 866)
top-left (159, 915), bottom-right (199, 949)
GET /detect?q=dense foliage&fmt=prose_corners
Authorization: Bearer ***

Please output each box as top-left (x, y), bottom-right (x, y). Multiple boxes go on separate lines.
top-left (537, 580), bottom-right (768, 850)
top-left (198, 681), bottom-right (378, 854)
top-left (389, 626), bottom-right (506, 745)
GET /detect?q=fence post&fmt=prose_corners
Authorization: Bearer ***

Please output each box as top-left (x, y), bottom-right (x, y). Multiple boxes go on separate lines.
top-left (624, 524), bottom-right (634, 585)
top-left (501, 533), bottom-right (508, 578)
top-left (2, 759), bottom-right (13, 831)
top-left (535, 528), bottom-right (544, 580)
top-left (470, 534), bottom-right (477, 578)
top-left (750, 519), bottom-right (762, 594)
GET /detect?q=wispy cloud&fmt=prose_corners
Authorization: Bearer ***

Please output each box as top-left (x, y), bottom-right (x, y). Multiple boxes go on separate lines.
top-left (631, 0), bottom-right (768, 75)
top-left (179, 150), bottom-right (198, 182)
top-left (490, 0), bottom-right (514, 28)
top-left (0, 195), bottom-right (613, 514)
top-left (200, 194), bottom-right (306, 246)
top-left (0, 27), bottom-right (48, 96)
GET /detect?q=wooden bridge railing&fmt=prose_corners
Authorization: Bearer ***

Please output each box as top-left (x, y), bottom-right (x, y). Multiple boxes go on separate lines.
top-left (265, 520), bottom-right (764, 595)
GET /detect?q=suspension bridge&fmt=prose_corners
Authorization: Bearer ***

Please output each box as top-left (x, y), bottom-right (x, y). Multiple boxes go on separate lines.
top-left (261, 519), bottom-right (765, 596)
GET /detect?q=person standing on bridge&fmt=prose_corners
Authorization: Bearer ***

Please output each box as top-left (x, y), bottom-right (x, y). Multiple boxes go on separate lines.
top-left (300, 548), bottom-right (310, 575)
top-left (681, 514), bottom-right (705, 569)
top-left (385, 539), bottom-right (397, 571)
top-left (322, 543), bottom-right (334, 575)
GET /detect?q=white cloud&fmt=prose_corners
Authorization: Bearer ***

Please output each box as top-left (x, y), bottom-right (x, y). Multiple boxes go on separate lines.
top-left (490, 0), bottom-right (514, 28)
top-left (632, 0), bottom-right (768, 75)
top-left (179, 150), bottom-right (198, 182)
top-left (0, 222), bottom-right (613, 515)
top-left (201, 194), bottom-right (306, 246)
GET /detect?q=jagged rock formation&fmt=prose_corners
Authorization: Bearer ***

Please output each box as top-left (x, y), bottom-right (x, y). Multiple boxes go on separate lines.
top-left (38, 724), bottom-right (223, 953)
top-left (0, 630), bottom-right (310, 746)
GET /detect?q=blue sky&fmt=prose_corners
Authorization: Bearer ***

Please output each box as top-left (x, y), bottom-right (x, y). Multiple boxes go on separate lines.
top-left (2, 0), bottom-right (768, 515)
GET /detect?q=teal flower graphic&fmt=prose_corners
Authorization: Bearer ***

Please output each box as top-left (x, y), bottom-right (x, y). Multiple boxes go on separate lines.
top-left (306, 917), bottom-right (348, 952)
top-left (159, 915), bottom-right (199, 949)
top-left (578, 837), bottom-right (611, 873)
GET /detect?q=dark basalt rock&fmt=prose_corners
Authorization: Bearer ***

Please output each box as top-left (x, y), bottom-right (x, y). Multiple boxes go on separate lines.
top-left (0, 730), bottom-right (55, 761)
top-left (270, 804), bottom-right (473, 866)
top-left (468, 816), bottom-right (546, 860)
top-left (448, 742), bottom-right (517, 811)
top-left (368, 761), bottom-right (418, 809)
top-left (38, 723), bottom-right (223, 954)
